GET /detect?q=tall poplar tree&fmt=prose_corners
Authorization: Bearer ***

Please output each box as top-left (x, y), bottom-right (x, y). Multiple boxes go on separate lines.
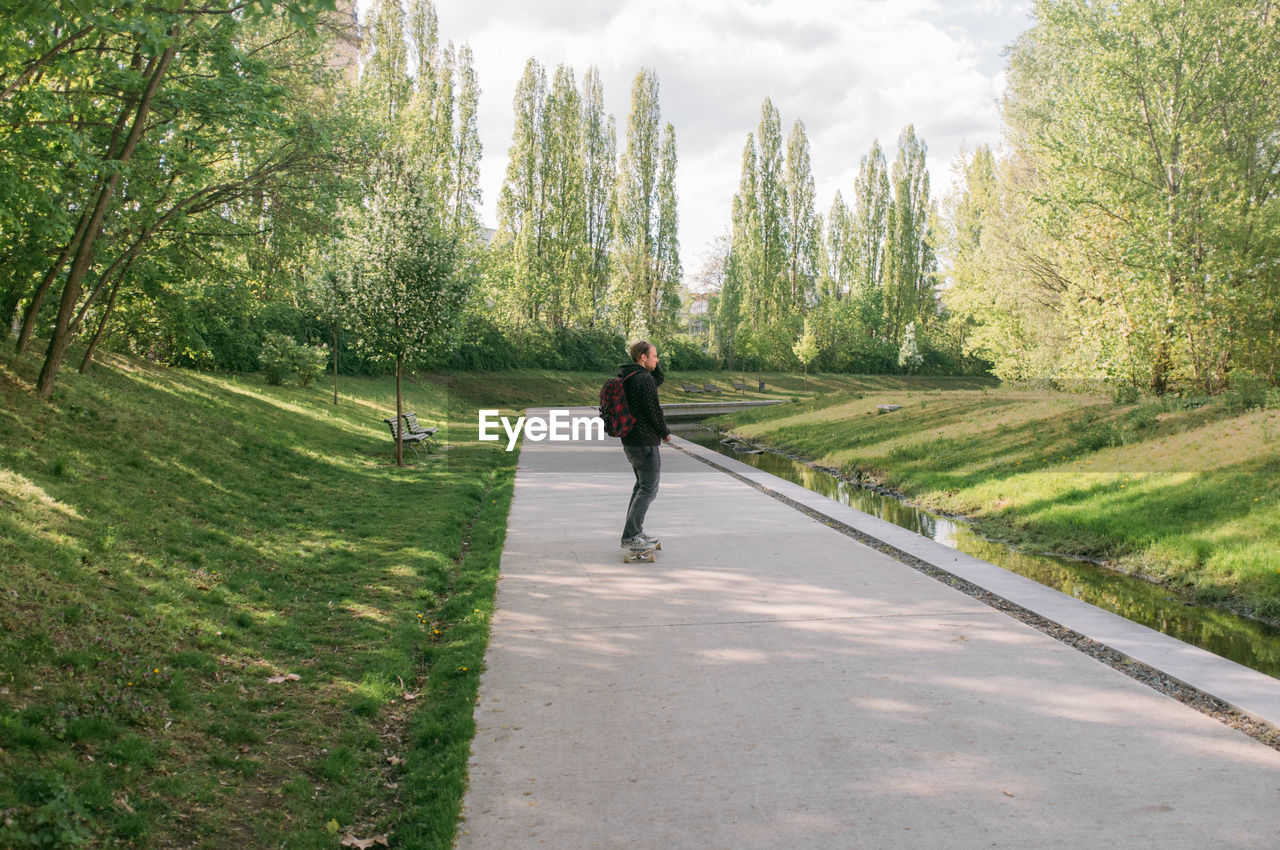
top-left (581, 66), bottom-right (615, 326)
top-left (851, 139), bottom-right (890, 336)
top-left (451, 43), bottom-right (482, 236)
top-left (363, 0), bottom-right (410, 123)
top-left (495, 58), bottom-right (548, 323)
top-left (541, 64), bottom-right (587, 326)
top-left (824, 191), bottom-right (855, 300)
top-left (754, 99), bottom-right (787, 319)
top-left (784, 119), bottom-right (820, 308)
top-left (614, 68), bottom-right (676, 335)
top-left (655, 123), bottom-right (682, 332)
top-left (883, 124), bottom-right (936, 347)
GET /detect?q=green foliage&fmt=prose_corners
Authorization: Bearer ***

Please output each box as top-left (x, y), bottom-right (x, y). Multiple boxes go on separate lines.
top-left (948, 0), bottom-right (1280, 393)
top-left (260, 331), bottom-right (327, 386)
top-left (3, 0), bottom-right (355, 396)
top-left (1112, 384), bottom-right (1141, 405)
top-left (0, 770), bottom-right (92, 848)
top-left (1223, 373), bottom-right (1271, 412)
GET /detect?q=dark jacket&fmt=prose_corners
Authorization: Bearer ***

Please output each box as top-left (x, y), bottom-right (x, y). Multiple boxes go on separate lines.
top-left (618, 362), bottom-right (669, 446)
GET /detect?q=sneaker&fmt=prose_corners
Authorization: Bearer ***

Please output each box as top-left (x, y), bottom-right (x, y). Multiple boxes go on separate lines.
top-left (629, 532), bottom-right (660, 549)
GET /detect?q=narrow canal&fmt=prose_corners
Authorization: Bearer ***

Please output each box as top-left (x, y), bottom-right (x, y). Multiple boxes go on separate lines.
top-left (674, 424), bottom-right (1280, 681)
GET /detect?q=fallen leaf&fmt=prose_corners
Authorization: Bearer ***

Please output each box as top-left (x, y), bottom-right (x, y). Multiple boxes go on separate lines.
top-left (402, 692), bottom-right (418, 701)
top-left (266, 673), bottom-right (301, 684)
top-left (386, 756), bottom-right (403, 766)
top-left (340, 835), bottom-right (389, 849)
top-left (325, 819), bottom-right (340, 834)
top-left (1002, 790), bottom-right (1016, 798)
top-left (115, 796), bottom-right (135, 814)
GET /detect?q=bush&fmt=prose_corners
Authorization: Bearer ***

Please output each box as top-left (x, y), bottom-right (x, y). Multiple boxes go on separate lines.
top-left (1112, 383), bottom-right (1141, 405)
top-left (1224, 372), bottom-right (1270, 412)
top-left (260, 332), bottom-right (327, 386)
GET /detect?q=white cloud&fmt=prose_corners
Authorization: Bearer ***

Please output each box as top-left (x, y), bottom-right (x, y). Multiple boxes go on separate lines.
top-left (360, 0), bottom-right (1033, 275)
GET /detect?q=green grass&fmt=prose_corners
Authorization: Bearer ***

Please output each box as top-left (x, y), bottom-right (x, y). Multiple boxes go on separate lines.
top-left (0, 350), bottom-right (516, 847)
top-left (708, 380), bottom-right (1280, 620)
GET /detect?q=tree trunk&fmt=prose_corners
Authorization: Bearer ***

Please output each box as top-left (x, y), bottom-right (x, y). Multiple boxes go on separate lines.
top-left (36, 36), bottom-right (177, 398)
top-left (394, 354), bottom-right (404, 467)
top-left (332, 324), bottom-right (339, 405)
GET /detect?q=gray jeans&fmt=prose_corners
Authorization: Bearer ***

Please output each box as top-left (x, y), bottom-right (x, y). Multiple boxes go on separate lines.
top-left (622, 444), bottom-right (661, 540)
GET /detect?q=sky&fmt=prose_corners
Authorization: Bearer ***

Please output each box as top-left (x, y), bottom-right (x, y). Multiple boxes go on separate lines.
top-left (357, 0), bottom-right (1035, 282)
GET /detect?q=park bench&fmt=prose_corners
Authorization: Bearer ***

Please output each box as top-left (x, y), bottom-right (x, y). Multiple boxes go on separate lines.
top-left (384, 415), bottom-right (434, 457)
top-left (401, 412), bottom-right (439, 445)
top-left (681, 383), bottom-right (704, 393)
top-left (732, 381), bottom-right (746, 392)
top-left (703, 383), bottom-right (721, 393)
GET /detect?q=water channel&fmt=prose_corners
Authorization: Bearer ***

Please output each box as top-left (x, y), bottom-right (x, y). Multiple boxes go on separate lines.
top-left (673, 424), bottom-right (1280, 681)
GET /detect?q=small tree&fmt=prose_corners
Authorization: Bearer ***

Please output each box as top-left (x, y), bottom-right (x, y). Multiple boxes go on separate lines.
top-left (898, 320), bottom-right (923, 373)
top-left (345, 185), bottom-right (469, 466)
top-left (792, 318), bottom-right (819, 389)
top-left (310, 262), bottom-right (350, 405)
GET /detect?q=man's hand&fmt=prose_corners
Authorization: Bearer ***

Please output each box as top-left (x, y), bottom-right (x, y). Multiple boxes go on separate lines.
top-left (663, 435), bottom-right (671, 444)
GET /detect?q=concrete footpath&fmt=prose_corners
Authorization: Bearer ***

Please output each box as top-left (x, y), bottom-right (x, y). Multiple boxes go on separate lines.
top-left (457, 410), bottom-right (1280, 849)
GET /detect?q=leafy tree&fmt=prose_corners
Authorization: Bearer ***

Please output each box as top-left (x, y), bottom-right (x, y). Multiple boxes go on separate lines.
top-left (495, 58), bottom-right (549, 324)
top-left (581, 66), bottom-right (616, 326)
top-left (613, 68), bottom-right (678, 336)
top-left (851, 139), bottom-right (891, 334)
top-left (898, 320), bottom-right (923, 373)
top-left (541, 64), bottom-right (587, 326)
top-left (343, 183), bottom-right (468, 466)
top-left (823, 190), bottom-right (855, 301)
top-left (793, 318), bottom-right (819, 388)
top-left (883, 125), bottom-right (936, 347)
top-left (996, 0), bottom-right (1280, 391)
top-left (3, 0), bottom-right (342, 398)
top-left (784, 120), bottom-right (821, 309)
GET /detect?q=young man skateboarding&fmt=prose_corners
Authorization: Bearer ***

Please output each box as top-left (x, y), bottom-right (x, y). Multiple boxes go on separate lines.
top-left (618, 340), bottom-right (671, 551)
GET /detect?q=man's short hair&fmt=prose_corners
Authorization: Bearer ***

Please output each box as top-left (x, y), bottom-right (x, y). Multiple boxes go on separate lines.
top-left (629, 340), bottom-right (654, 363)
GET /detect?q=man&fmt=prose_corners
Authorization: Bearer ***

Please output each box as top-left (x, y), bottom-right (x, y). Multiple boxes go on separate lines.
top-left (618, 339), bottom-right (671, 550)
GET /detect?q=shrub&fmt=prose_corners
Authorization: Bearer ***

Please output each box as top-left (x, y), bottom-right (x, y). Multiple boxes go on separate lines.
top-left (1224, 372), bottom-right (1270, 412)
top-left (260, 332), bottom-right (292, 385)
top-left (1112, 383), bottom-right (1140, 405)
top-left (290, 341), bottom-right (328, 387)
top-left (260, 332), bottom-right (328, 386)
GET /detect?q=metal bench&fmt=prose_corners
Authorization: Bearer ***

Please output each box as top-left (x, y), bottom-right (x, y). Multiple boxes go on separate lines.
top-left (703, 384), bottom-right (721, 394)
top-left (384, 415), bottom-right (434, 457)
top-left (732, 381), bottom-right (746, 392)
top-left (401, 412), bottom-right (439, 445)
top-left (681, 384), bottom-right (704, 393)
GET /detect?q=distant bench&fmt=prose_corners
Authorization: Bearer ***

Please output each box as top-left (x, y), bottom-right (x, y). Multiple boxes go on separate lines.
top-left (384, 412), bottom-right (439, 456)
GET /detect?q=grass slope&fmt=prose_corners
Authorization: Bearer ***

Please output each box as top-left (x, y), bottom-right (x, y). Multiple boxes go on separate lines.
top-left (0, 351), bottom-right (516, 848)
top-left (710, 379), bottom-right (1280, 619)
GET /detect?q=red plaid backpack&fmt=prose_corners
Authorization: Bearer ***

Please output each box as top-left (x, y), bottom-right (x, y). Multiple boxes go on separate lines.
top-left (598, 372), bottom-right (637, 438)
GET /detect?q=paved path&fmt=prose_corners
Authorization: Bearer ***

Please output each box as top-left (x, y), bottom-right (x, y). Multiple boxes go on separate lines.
top-left (458, 411), bottom-right (1280, 848)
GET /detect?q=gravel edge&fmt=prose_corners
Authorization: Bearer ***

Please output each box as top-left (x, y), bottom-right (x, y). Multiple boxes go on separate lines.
top-left (673, 442), bottom-right (1280, 753)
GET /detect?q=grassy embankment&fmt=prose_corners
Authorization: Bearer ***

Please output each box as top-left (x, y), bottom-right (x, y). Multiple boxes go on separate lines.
top-left (708, 379), bottom-right (1280, 620)
top-left (0, 351), bottom-right (520, 848)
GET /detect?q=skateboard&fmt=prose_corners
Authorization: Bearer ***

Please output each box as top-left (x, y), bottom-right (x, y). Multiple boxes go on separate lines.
top-left (623, 541), bottom-right (661, 563)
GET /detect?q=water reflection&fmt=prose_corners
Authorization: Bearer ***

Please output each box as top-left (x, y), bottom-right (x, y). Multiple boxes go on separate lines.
top-left (676, 425), bottom-right (1280, 680)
